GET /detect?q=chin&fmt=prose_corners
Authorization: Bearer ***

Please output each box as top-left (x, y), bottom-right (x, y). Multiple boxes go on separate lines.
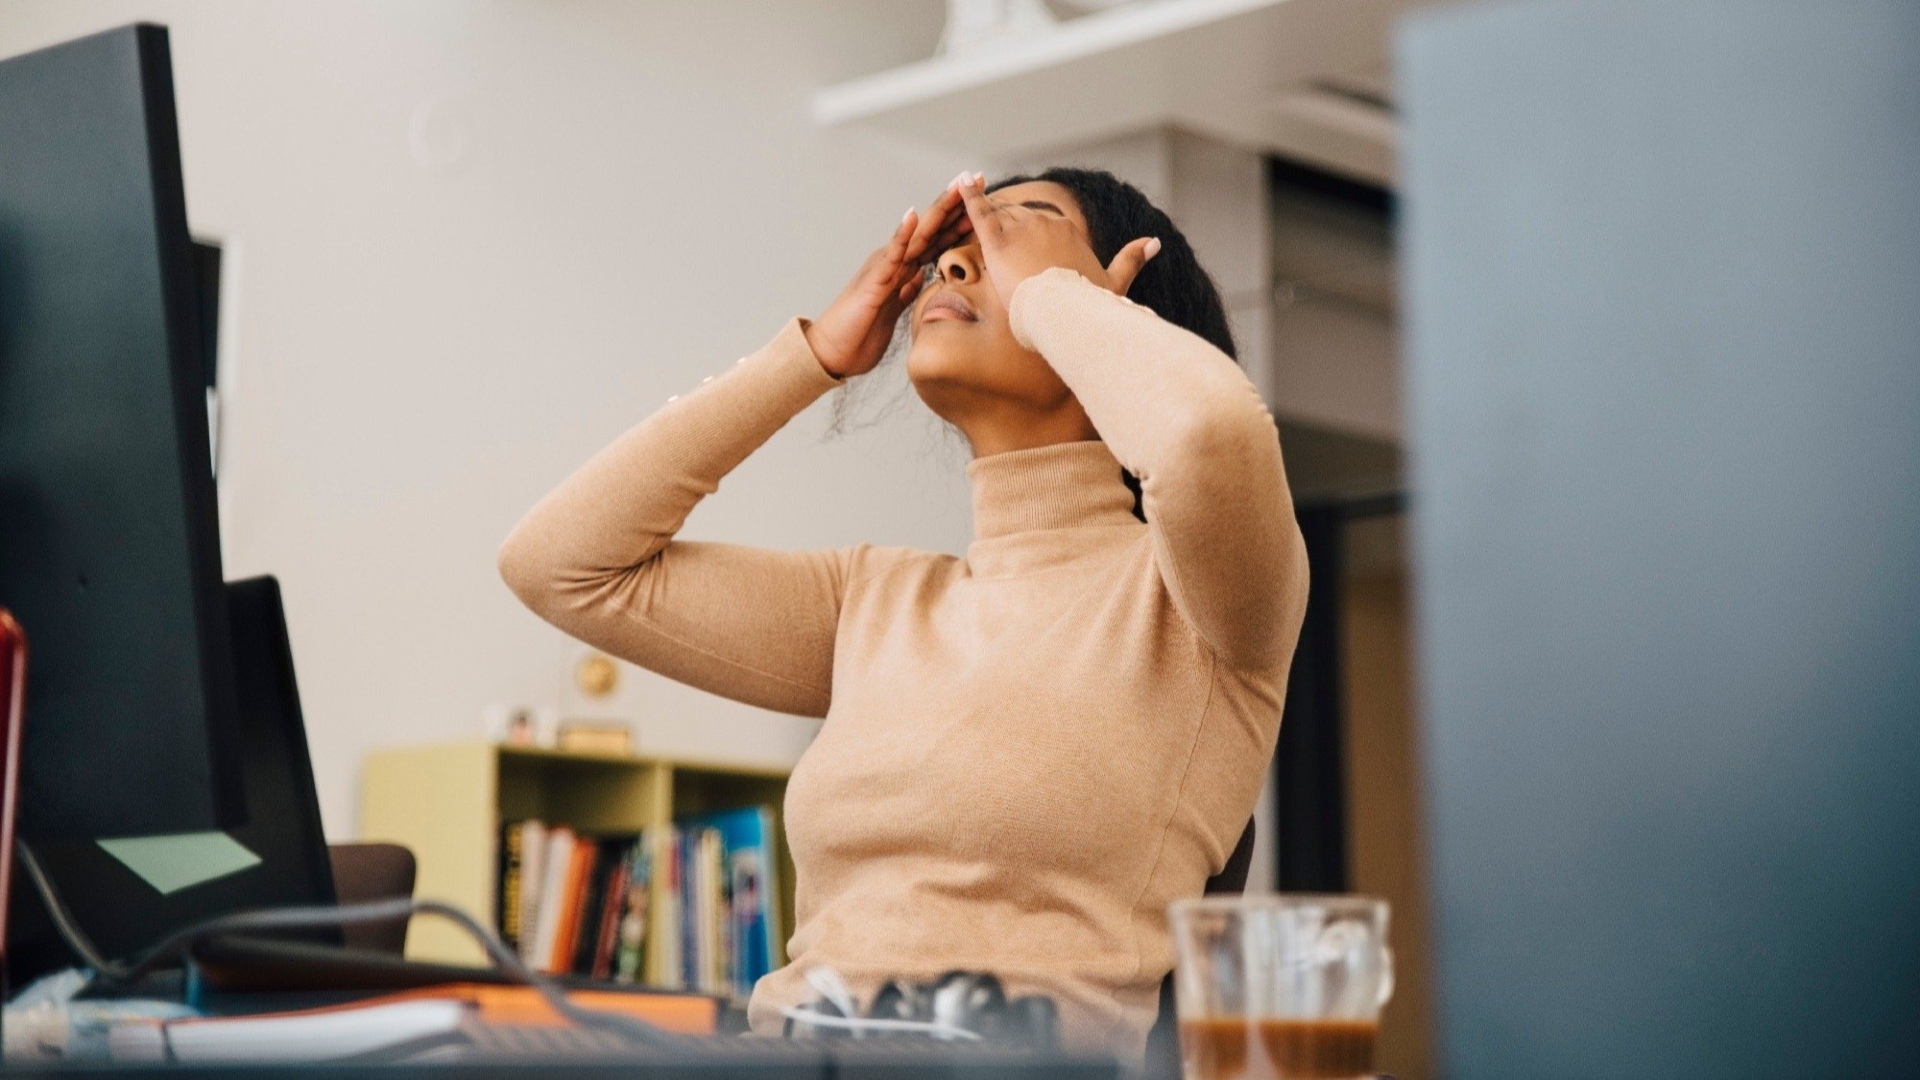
top-left (905, 336), bottom-right (971, 386)
top-left (905, 338), bottom-right (995, 423)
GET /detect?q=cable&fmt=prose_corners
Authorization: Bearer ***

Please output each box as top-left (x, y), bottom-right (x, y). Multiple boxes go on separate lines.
top-left (15, 840), bottom-right (687, 1052)
top-left (14, 842), bottom-right (121, 978)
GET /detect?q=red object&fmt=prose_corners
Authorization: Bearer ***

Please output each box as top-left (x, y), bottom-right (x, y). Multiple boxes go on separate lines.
top-left (590, 855), bottom-right (628, 980)
top-left (0, 610), bottom-right (26, 974)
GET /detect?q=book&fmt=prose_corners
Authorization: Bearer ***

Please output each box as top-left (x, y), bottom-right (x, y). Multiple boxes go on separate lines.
top-left (657, 828), bottom-right (681, 989)
top-left (498, 821), bottom-right (525, 951)
top-left (554, 720), bottom-right (631, 755)
top-left (612, 831), bottom-right (653, 984)
top-left (589, 844), bottom-right (632, 979)
top-left (760, 804), bottom-right (788, 970)
top-left (709, 827), bottom-right (730, 994)
top-left (526, 825), bottom-right (575, 973)
top-left (550, 837), bottom-right (597, 974)
top-left (569, 839), bottom-right (608, 976)
top-left (111, 999), bottom-right (468, 1064)
top-left (491, 805), bottom-right (781, 998)
top-left (109, 982), bottom-right (723, 1063)
top-left (575, 837), bottom-right (627, 977)
top-left (678, 805), bottom-right (781, 999)
top-left (678, 828), bottom-right (695, 991)
top-left (513, 820), bottom-right (548, 966)
top-left (693, 828), bottom-right (717, 993)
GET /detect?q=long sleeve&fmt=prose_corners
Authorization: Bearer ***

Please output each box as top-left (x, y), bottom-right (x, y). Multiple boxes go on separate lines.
top-left (1007, 266), bottom-right (1309, 675)
top-left (497, 316), bottom-right (854, 717)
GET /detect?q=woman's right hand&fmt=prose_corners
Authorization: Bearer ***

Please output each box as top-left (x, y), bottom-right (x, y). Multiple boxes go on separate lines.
top-left (805, 174), bottom-right (979, 379)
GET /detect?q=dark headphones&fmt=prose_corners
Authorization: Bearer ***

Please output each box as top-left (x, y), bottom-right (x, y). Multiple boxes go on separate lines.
top-left (785, 970), bottom-right (1058, 1049)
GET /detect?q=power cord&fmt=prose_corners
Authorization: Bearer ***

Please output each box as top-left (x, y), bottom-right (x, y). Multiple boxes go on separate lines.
top-left (14, 840), bottom-right (688, 1052)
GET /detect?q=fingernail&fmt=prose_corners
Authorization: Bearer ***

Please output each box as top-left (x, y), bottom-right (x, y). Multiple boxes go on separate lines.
top-left (1145, 237), bottom-right (1163, 258)
top-left (948, 170), bottom-right (969, 190)
top-left (972, 171), bottom-right (985, 187)
top-left (903, 207), bottom-right (915, 223)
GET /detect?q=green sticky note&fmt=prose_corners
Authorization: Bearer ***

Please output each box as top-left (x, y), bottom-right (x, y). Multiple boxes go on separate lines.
top-left (97, 831), bottom-right (262, 895)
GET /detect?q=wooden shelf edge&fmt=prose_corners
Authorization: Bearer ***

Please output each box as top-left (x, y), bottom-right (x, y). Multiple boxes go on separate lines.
top-left (371, 738), bottom-right (793, 778)
top-left (807, 0), bottom-right (1402, 183)
top-left (813, 0), bottom-right (1285, 126)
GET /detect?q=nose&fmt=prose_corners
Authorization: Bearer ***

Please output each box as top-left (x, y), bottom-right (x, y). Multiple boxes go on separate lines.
top-left (936, 242), bottom-right (981, 286)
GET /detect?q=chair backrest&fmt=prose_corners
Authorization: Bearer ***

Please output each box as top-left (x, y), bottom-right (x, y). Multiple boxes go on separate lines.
top-left (1204, 817), bottom-right (1258, 896)
top-left (327, 842), bottom-right (416, 955)
top-left (1141, 817), bottom-right (1257, 1078)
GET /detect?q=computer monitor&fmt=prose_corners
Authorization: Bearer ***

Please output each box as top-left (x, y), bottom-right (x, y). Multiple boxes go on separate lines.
top-left (0, 23), bottom-right (245, 838)
top-left (1401, 1), bottom-right (1920, 1076)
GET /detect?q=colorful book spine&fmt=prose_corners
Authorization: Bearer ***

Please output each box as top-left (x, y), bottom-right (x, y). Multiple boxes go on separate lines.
top-left (570, 841), bottom-right (611, 976)
top-left (495, 805), bottom-right (781, 998)
top-left (678, 804), bottom-right (781, 1001)
top-left (679, 828), bottom-right (697, 992)
top-left (551, 838), bottom-right (596, 973)
top-left (695, 828), bottom-right (717, 994)
top-left (710, 828), bottom-right (731, 996)
top-left (660, 828), bottom-right (682, 990)
top-left (498, 820), bottom-right (524, 951)
top-left (613, 831), bottom-right (652, 984)
top-left (588, 842), bottom-right (631, 979)
top-left (515, 820), bottom-right (548, 966)
top-left (527, 826), bottom-right (575, 973)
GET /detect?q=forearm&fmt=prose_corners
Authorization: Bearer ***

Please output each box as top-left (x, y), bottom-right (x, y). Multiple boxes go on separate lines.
top-left (1008, 267), bottom-right (1307, 672)
top-left (497, 315), bottom-right (840, 607)
top-left (1007, 267), bottom-right (1279, 493)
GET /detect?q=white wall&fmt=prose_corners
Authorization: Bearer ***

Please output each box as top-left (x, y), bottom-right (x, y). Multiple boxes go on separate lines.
top-left (0, 0), bottom-right (974, 838)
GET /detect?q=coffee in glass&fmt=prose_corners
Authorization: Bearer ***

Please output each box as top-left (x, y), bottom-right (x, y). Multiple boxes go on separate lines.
top-left (1168, 895), bottom-right (1393, 1080)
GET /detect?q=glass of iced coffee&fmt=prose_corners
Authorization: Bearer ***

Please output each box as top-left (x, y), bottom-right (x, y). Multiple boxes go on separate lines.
top-left (1168, 895), bottom-right (1393, 1080)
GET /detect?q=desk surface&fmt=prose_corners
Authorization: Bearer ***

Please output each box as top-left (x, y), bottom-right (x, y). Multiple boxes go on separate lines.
top-left (11, 1039), bottom-right (1123, 1079)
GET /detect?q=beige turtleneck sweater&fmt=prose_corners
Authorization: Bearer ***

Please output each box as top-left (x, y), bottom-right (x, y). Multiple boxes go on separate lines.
top-left (498, 266), bottom-right (1309, 1059)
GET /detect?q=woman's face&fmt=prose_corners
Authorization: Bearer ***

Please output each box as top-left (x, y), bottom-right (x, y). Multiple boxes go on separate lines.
top-left (904, 180), bottom-right (1094, 427)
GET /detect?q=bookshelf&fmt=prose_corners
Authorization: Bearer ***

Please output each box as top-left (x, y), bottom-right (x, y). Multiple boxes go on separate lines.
top-left (359, 740), bottom-right (793, 981)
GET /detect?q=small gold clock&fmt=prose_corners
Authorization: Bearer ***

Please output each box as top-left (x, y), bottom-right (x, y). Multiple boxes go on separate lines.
top-left (574, 651), bottom-right (618, 699)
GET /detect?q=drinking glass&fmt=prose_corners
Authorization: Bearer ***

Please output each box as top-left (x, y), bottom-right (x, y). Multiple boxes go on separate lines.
top-left (1167, 894), bottom-right (1393, 1080)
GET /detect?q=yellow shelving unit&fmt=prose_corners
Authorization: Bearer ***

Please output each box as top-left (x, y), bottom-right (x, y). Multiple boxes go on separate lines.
top-left (360, 739), bottom-right (792, 981)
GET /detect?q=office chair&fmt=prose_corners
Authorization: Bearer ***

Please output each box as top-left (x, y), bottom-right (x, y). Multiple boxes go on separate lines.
top-left (326, 842), bottom-right (416, 955)
top-left (1139, 817), bottom-right (1256, 1080)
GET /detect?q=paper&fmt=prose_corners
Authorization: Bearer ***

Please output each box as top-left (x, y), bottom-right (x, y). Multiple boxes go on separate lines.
top-left (110, 999), bottom-right (467, 1064)
top-left (96, 831), bottom-right (262, 895)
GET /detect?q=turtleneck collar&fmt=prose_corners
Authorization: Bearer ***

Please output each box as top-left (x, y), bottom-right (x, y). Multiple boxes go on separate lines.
top-left (965, 440), bottom-right (1141, 544)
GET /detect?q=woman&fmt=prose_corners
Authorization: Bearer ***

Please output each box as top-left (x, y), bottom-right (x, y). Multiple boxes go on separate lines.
top-left (498, 168), bottom-right (1309, 1059)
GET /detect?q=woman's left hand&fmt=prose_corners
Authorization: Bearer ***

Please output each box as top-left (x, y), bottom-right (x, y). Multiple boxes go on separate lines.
top-left (955, 172), bottom-right (1161, 308)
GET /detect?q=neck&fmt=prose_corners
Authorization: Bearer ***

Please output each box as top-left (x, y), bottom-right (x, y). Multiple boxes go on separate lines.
top-left (966, 423), bottom-right (1099, 458)
top-left (916, 385), bottom-right (1098, 459)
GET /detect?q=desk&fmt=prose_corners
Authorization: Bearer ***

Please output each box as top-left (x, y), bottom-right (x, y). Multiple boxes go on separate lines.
top-left (12, 978), bottom-right (1117, 1077)
top-left (9, 1040), bottom-right (1122, 1079)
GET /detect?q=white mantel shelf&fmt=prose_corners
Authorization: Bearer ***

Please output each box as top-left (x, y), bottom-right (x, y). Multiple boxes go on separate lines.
top-left (812, 0), bottom-right (1402, 185)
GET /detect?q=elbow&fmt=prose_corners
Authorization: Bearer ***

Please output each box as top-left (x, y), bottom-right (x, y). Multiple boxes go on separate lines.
top-left (1156, 392), bottom-right (1281, 486)
top-left (496, 518), bottom-right (557, 612)
top-left (497, 513), bottom-right (636, 623)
